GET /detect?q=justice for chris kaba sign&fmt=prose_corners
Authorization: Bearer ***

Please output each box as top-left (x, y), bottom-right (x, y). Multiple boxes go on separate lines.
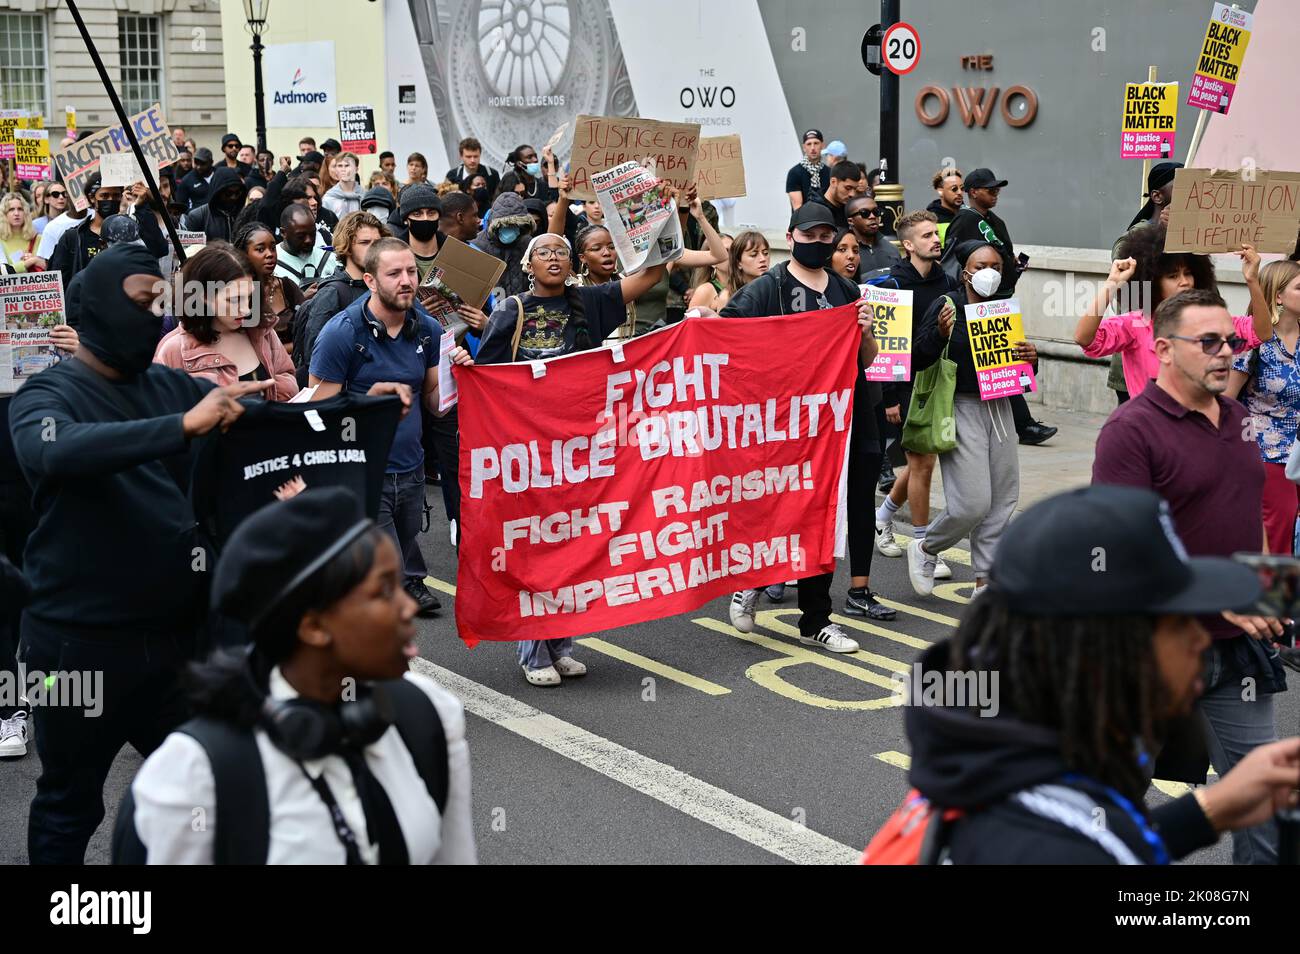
top-left (265, 41), bottom-right (337, 128)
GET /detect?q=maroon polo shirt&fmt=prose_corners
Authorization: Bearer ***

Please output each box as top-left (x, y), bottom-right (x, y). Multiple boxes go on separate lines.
top-left (1092, 380), bottom-right (1264, 639)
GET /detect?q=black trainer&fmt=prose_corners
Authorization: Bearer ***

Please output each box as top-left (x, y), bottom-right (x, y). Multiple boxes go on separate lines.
top-left (845, 588), bottom-right (897, 620)
top-left (404, 579), bottom-right (441, 617)
top-left (878, 459), bottom-right (896, 494)
top-left (1018, 422), bottom-right (1058, 446)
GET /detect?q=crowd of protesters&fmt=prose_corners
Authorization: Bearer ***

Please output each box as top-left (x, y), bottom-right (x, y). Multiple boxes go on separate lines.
top-left (0, 113), bottom-right (1298, 869)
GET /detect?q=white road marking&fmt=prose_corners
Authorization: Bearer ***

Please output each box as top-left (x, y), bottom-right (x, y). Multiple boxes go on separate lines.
top-left (411, 657), bottom-right (860, 865)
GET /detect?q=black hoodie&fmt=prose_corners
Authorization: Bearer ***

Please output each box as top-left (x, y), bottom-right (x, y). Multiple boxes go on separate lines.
top-left (181, 166), bottom-right (248, 243)
top-left (924, 197), bottom-right (958, 225)
top-left (8, 245), bottom-right (213, 636)
top-left (904, 642), bottom-right (1218, 864)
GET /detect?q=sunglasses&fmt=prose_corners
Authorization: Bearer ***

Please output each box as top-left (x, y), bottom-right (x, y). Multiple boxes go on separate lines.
top-left (47, 191), bottom-right (66, 198)
top-left (850, 208), bottom-right (880, 219)
top-left (1165, 333), bottom-right (1249, 355)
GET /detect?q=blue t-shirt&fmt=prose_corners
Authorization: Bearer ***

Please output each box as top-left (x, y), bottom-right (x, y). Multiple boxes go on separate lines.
top-left (310, 304), bottom-right (438, 474)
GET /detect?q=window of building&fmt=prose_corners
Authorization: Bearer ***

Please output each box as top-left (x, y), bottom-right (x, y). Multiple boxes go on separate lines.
top-left (118, 14), bottom-right (164, 115)
top-left (0, 13), bottom-right (49, 118)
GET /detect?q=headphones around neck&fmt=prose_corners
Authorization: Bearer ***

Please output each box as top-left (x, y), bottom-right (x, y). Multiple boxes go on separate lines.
top-left (245, 658), bottom-right (396, 762)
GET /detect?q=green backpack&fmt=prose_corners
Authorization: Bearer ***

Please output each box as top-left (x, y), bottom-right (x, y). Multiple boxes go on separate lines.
top-left (901, 295), bottom-right (958, 455)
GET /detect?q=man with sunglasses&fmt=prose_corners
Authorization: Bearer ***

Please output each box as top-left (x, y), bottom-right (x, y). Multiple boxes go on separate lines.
top-left (1094, 287), bottom-right (1286, 865)
top-left (847, 194), bottom-right (901, 277)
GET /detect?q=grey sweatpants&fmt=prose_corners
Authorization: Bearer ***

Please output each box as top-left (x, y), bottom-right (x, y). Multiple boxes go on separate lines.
top-left (925, 394), bottom-right (1020, 577)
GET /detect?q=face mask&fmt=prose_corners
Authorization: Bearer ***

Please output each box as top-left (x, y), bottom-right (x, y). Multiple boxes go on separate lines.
top-left (497, 225), bottom-right (521, 246)
top-left (407, 218), bottom-right (440, 242)
top-left (78, 245), bottom-right (164, 377)
top-left (96, 199), bottom-right (119, 220)
top-left (967, 267), bottom-right (1001, 297)
top-left (790, 239), bottom-right (834, 270)
top-left (524, 162), bottom-right (542, 178)
top-left (473, 188), bottom-right (491, 208)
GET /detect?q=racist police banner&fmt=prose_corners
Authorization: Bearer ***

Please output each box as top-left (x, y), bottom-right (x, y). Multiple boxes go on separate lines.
top-left (455, 305), bottom-right (861, 643)
top-left (51, 103), bottom-right (177, 211)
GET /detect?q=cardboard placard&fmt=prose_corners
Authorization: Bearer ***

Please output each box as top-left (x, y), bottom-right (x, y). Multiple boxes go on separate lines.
top-left (567, 115), bottom-right (701, 201)
top-left (14, 129), bottom-right (50, 181)
top-left (1166, 168), bottom-right (1300, 254)
top-left (965, 298), bottom-right (1037, 401)
top-left (1187, 2), bottom-right (1252, 115)
top-left (337, 105), bottom-right (377, 155)
top-left (429, 236), bottom-right (505, 310)
top-left (99, 152), bottom-right (160, 188)
top-left (65, 106), bottom-right (76, 136)
top-left (695, 134), bottom-right (747, 200)
top-left (1120, 82), bottom-right (1177, 160)
top-left (51, 104), bottom-right (177, 211)
top-left (861, 284), bottom-right (913, 382)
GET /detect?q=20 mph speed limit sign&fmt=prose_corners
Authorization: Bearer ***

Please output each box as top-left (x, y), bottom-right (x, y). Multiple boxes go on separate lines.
top-left (882, 22), bottom-right (921, 75)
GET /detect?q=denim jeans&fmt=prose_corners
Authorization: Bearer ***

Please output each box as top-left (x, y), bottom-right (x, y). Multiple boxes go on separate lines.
top-left (518, 638), bottom-right (575, 671)
top-left (1198, 638), bottom-right (1280, 864)
top-left (378, 466), bottom-right (429, 584)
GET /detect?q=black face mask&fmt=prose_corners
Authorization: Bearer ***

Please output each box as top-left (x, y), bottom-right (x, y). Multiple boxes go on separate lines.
top-left (790, 238), bottom-right (834, 270)
top-left (96, 199), bottom-right (120, 220)
top-left (77, 245), bottom-right (164, 377)
top-left (408, 218), bottom-right (440, 242)
top-left (472, 188), bottom-right (490, 208)
top-left (215, 190), bottom-right (244, 212)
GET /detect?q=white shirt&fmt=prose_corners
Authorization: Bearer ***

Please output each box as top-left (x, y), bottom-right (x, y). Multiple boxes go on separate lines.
top-left (36, 211), bottom-right (87, 259)
top-left (131, 669), bottom-right (476, 864)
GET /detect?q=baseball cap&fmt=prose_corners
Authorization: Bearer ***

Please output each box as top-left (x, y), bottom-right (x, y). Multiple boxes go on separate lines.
top-left (990, 485), bottom-right (1261, 617)
top-left (194, 147), bottom-right (214, 162)
top-left (320, 138), bottom-right (342, 152)
top-left (801, 128), bottom-right (824, 144)
top-left (789, 202), bottom-right (837, 232)
top-left (964, 167), bottom-right (1008, 190)
top-left (824, 140), bottom-right (848, 158)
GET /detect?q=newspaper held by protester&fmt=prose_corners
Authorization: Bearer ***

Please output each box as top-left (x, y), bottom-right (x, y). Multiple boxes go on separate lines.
top-left (0, 271), bottom-right (66, 393)
top-left (592, 161), bottom-right (683, 275)
top-left (417, 268), bottom-right (470, 342)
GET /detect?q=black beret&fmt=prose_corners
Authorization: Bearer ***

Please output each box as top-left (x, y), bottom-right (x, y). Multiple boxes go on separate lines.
top-left (212, 487), bottom-right (372, 630)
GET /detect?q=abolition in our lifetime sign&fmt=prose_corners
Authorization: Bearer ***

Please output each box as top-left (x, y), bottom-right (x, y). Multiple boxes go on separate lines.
top-left (454, 306), bottom-right (862, 644)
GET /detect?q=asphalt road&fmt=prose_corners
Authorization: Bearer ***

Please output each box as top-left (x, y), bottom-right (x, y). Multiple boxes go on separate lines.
top-left (2, 500), bottom-right (1289, 865)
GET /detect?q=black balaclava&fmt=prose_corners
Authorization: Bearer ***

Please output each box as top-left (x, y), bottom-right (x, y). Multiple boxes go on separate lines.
top-left (78, 244), bottom-right (165, 377)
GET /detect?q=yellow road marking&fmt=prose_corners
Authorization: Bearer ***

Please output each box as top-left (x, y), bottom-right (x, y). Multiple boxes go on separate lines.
top-left (755, 611), bottom-right (912, 673)
top-left (425, 575), bottom-right (458, 597)
top-left (874, 751), bottom-right (912, 769)
top-left (940, 548), bottom-right (971, 566)
top-left (830, 613), bottom-right (931, 650)
top-left (932, 582), bottom-right (973, 606)
top-left (575, 637), bottom-right (731, 695)
top-left (693, 616), bottom-right (902, 710)
top-left (876, 599), bottom-right (961, 627)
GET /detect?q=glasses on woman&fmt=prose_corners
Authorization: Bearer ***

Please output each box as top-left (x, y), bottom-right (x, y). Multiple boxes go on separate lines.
top-left (531, 247), bottom-right (571, 261)
top-left (47, 190), bottom-right (66, 199)
top-left (1165, 333), bottom-right (1249, 355)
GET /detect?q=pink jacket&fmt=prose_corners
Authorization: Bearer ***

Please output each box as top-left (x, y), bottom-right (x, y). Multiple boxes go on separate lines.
top-left (1082, 309), bottom-right (1261, 398)
top-left (154, 323), bottom-right (299, 401)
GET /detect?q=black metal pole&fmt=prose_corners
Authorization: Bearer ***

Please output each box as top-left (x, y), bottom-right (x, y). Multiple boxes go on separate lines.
top-left (877, 0), bottom-right (903, 238)
top-left (64, 0), bottom-right (186, 263)
top-left (252, 34), bottom-right (267, 153)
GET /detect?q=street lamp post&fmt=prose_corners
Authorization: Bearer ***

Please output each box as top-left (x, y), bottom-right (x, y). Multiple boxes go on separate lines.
top-left (244, 0), bottom-right (271, 153)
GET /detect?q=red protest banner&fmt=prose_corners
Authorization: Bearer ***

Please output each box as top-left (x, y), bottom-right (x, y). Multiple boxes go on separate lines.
top-left (455, 305), bottom-right (862, 644)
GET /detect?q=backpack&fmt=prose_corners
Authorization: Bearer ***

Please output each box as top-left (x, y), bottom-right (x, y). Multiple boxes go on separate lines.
top-left (110, 677), bottom-right (448, 865)
top-left (860, 788), bottom-right (963, 865)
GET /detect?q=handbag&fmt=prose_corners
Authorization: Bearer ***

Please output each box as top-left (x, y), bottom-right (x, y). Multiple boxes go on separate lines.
top-left (902, 300), bottom-right (958, 455)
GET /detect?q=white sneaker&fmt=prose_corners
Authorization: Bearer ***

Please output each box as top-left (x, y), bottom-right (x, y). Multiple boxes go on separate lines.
top-left (934, 556), bottom-right (952, 580)
top-left (907, 538), bottom-right (936, 596)
top-left (0, 711), bottom-right (28, 758)
top-left (729, 589), bottom-right (759, 633)
top-left (449, 519), bottom-right (458, 548)
top-left (553, 656), bottom-right (587, 678)
top-left (798, 623), bottom-right (860, 654)
top-left (875, 520), bottom-right (903, 557)
top-left (522, 665), bottom-right (562, 687)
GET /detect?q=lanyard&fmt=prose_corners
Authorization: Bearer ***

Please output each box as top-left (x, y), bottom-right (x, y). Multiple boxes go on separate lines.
top-left (298, 762), bottom-right (365, 865)
top-left (1063, 772), bottom-right (1170, 865)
